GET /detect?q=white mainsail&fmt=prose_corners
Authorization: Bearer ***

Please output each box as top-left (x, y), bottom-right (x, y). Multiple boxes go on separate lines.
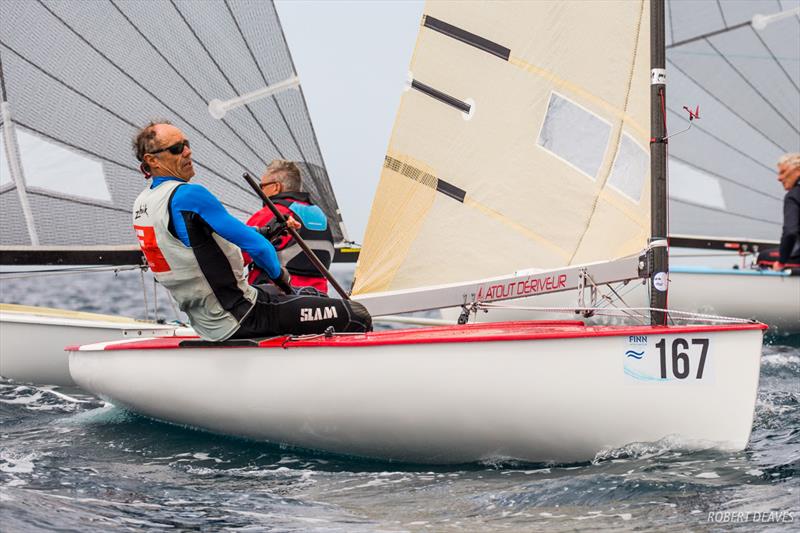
top-left (353, 1), bottom-right (651, 295)
top-left (0, 0), bottom-right (348, 260)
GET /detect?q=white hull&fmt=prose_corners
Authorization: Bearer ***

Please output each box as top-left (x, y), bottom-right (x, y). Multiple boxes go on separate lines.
top-left (0, 304), bottom-right (179, 386)
top-left (667, 269), bottom-right (799, 331)
top-left (69, 322), bottom-right (764, 464)
top-left (451, 268), bottom-right (800, 333)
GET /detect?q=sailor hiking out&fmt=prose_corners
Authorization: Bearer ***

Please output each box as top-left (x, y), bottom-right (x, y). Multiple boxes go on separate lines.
top-left (131, 121), bottom-right (371, 341)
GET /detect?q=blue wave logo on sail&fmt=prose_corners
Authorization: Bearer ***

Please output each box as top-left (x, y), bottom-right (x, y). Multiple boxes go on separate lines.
top-left (625, 350), bottom-right (645, 359)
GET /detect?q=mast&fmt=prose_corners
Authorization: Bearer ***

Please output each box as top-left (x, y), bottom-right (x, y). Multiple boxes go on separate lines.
top-left (650, 0), bottom-right (668, 325)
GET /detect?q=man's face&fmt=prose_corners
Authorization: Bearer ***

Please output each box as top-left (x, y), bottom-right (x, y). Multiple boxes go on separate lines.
top-left (145, 124), bottom-right (195, 181)
top-left (260, 173), bottom-right (282, 197)
top-left (777, 162), bottom-right (800, 191)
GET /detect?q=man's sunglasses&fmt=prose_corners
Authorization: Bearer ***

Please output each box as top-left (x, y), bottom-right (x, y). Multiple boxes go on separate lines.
top-left (150, 139), bottom-right (190, 156)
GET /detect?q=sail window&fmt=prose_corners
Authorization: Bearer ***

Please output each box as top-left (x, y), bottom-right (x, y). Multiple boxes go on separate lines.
top-left (607, 133), bottom-right (648, 203)
top-left (669, 158), bottom-right (726, 210)
top-left (537, 93), bottom-right (611, 180)
top-left (15, 129), bottom-right (112, 203)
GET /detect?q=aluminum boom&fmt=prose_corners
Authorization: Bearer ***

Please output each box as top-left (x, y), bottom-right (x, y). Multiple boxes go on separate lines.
top-left (353, 254), bottom-right (645, 317)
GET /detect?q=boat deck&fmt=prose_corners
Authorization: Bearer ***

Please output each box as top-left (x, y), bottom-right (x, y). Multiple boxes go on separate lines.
top-left (70, 320), bottom-right (767, 351)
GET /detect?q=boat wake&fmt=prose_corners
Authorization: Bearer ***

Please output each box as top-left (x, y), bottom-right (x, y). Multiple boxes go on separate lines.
top-left (592, 436), bottom-right (714, 463)
top-left (0, 380), bottom-right (104, 414)
top-left (761, 351), bottom-right (800, 374)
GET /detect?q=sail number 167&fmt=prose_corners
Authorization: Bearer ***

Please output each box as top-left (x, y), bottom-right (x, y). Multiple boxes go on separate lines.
top-left (655, 338), bottom-right (709, 379)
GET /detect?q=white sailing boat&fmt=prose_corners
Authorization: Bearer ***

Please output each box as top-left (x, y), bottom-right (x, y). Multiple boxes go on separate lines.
top-left (69, 0), bottom-right (767, 464)
top-left (0, 0), bottom-right (355, 385)
top-left (0, 303), bottom-right (179, 386)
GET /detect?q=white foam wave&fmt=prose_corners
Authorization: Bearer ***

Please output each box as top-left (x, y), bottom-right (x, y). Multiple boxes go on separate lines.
top-left (755, 395), bottom-right (797, 418)
top-left (574, 511), bottom-right (633, 521)
top-left (0, 390), bottom-right (46, 405)
top-left (0, 451), bottom-right (39, 474)
top-left (593, 436), bottom-right (691, 462)
top-left (762, 353), bottom-right (800, 367)
top-left (695, 471), bottom-right (720, 478)
top-left (501, 467), bottom-right (552, 475)
top-left (0, 383), bottom-right (99, 412)
top-left (184, 464), bottom-right (319, 486)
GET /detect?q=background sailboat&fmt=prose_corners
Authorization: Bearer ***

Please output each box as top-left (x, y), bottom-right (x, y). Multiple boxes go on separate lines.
top-left (661, 0), bottom-right (800, 332)
top-left (0, 0), bottom-right (352, 385)
top-left (666, 0), bottom-right (798, 243)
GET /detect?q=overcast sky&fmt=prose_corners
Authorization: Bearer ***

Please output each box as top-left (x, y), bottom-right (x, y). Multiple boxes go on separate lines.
top-left (275, 0), bottom-right (424, 243)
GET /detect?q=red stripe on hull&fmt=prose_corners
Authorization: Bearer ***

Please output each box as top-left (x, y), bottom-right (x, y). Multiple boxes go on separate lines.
top-left (91, 320), bottom-right (766, 351)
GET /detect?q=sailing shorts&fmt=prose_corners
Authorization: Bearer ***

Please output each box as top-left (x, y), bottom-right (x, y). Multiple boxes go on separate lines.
top-left (230, 284), bottom-right (372, 339)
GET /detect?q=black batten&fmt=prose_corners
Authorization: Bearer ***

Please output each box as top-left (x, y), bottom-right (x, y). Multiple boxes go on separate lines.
top-left (650, 0), bottom-right (669, 325)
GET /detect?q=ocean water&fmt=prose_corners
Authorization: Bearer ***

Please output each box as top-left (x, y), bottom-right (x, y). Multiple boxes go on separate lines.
top-left (1, 267), bottom-right (798, 531)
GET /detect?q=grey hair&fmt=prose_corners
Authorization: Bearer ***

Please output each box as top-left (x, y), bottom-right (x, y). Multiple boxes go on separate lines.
top-left (133, 120), bottom-right (172, 174)
top-left (778, 153), bottom-right (800, 168)
top-left (264, 159), bottom-right (302, 192)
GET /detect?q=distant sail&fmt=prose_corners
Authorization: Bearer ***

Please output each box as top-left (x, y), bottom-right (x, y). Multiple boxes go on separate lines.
top-left (0, 0), bottom-right (346, 256)
top-left (665, 0), bottom-right (800, 241)
top-left (354, 1), bottom-right (651, 294)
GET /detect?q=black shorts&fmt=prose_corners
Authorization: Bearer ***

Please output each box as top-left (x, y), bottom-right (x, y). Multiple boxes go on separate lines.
top-left (231, 284), bottom-right (372, 339)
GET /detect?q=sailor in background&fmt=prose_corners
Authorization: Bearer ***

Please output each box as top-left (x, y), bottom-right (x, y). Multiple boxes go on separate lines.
top-left (758, 153), bottom-right (800, 272)
top-left (131, 121), bottom-right (371, 341)
top-left (246, 160), bottom-right (334, 295)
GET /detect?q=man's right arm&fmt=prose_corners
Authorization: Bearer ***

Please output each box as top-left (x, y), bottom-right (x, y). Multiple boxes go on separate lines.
top-left (170, 184), bottom-right (282, 279)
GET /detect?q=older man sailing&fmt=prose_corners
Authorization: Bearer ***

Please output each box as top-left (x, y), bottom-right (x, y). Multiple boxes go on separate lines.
top-left (757, 153), bottom-right (800, 272)
top-left (246, 159), bottom-right (335, 294)
top-left (773, 153), bottom-right (800, 271)
top-left (131, 121), bottom-right (371, 341)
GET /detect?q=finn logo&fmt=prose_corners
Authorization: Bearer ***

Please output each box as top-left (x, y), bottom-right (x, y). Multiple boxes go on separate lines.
top-left (626, 335), bottom-right (647, 359)
top-left (300, 306), bottom-right (338, 322)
